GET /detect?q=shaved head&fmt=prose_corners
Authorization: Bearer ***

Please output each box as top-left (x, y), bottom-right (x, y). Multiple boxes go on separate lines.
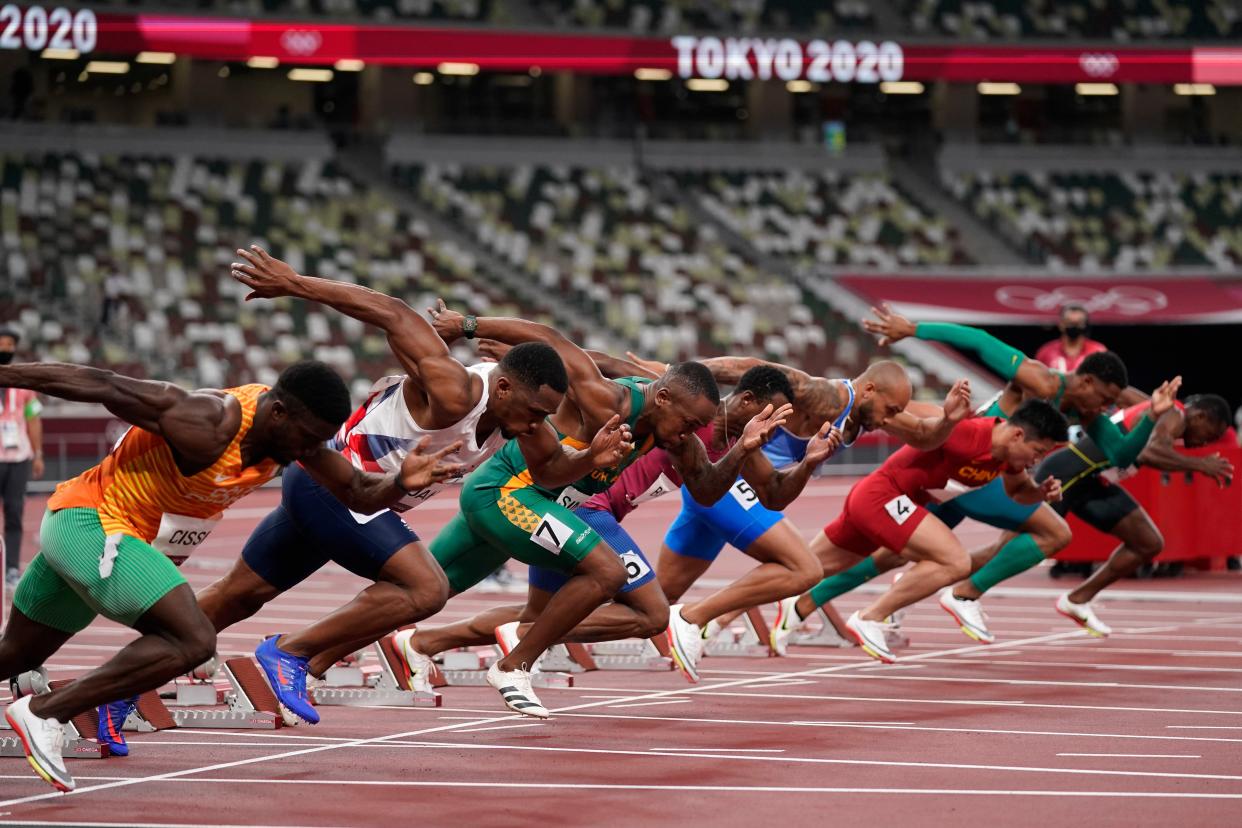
top-left (858, 360), bottom-right (913, 403)
top-left (851, 360), bottom-right (913, 430)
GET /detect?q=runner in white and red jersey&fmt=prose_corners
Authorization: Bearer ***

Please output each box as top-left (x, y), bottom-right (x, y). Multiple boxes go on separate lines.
top-left (391, 365), bottom-right (827, 686)
top-left (818, 400), bottom-right (1070, 663)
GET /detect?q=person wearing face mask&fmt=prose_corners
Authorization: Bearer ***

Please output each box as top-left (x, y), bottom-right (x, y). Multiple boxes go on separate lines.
top-left (1036, 304), bottom-right (1107, 373)
top-left (0, 327), bottom-right (44, 589)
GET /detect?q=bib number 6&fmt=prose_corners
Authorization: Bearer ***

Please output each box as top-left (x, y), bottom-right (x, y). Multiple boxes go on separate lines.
top-left (619, 550), bottom-right (652, 585)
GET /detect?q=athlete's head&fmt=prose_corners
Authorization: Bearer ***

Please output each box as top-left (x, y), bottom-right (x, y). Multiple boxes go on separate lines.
top-left (721, 366), bottom-right (794, 441)
top-left (648, 361), bottom-right (721, 449)
top-left (266, 360), bottom-right (354, 464)
top-left (489, 342), bottom-right (569, 439)
top-left (1059, 303), bottom-right (1090, 342)
top-left (0, 327), bottom-right (18, 365)
top-left (1183, 394), bottom-right (1231, 448)
top-left (850, 361), bottom-right (912, 431)
top-left (1070, 351), bottom-right (1128, 417)
top-left (995, 399), bottom-right (1069, 469)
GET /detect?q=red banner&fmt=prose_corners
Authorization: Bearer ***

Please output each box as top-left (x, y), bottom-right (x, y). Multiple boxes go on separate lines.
top-left (835, 275), bottom-right (1242, 324)
top-left (4, 4), bottom-right (1242, 84)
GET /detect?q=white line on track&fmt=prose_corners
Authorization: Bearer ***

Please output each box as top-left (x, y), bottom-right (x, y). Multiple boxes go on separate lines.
top-left (911, 658), bottom-right (1242, 674)
top-left (1167, 726), bottom-right (1242, 730)
top-left (453, 723), bottom-right (545, 734)
top-left (1057, 754), bottom-right (1201, 759)
top-left (649, 748), bottom-right (785, 753)
top-left (606, 699), bottom-right (692, 709)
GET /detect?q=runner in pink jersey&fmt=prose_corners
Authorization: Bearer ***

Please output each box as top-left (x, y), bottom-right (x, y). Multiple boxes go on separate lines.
top-left (392, 366), bottom-right (836, 688)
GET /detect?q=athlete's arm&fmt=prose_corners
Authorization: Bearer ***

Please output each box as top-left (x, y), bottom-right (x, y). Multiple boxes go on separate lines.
top-left (737, 419), bottom-right (842, 511)
top-left (882, 380), bottom-right (972, 450)
top-left (1136, 409), bottom-right (1234, 485)
top-left (1003, 470), bottom-right (1062, 505)
top-left (1086, 377), bottom-right (1182, 470)
top-left (864, 305), bottom-right (1061, 398)
top-left (299, 439), bottom-right (466, 514)
top-left (670, 403), bottom-right (793, 506)
top-left (0, 362), bottom-right (233, 469)
top-left (475, 339), bottom-right (657, 381)
top-left (518, 415), bottom-right (634, 490)
top-left (430, 301), bottom-right (625, 427)
top-left (1118, 386), bottom-right (1151, 406)
top-left (231, 246), bottom-right (474, 418)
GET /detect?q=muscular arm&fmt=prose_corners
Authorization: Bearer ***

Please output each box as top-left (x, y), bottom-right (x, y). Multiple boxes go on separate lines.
top-left (0, 363), bottom-right (233, 469)
top-left (298, 448), bottom-right (407, 514)
top-left (587, 350), bottom-right (661, 381)
top-left (1002, 470), bottom-right (1046, 505)
top-left (915, 322), bottom-right (1063, 399)
top-left (1086, 410), bottom-right (1156, 470)
top-left (668, 435), bottom-right (755, 506)
top-left (736, 450), bottom-right (817, 512)
top-left (516, 422), bottom-right (601, 490)
top-left (883, 410), bottom-right (957, 451)
top-left (1135, 410), bottom-right (1206, 474)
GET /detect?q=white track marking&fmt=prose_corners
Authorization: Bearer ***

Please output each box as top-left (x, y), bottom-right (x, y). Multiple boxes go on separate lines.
top-left (453, 723), bottom-right (545, 734)
top-left (1167, 726), bottom-right (1242, 730)
top-left (1057, 754), bottom-right (1201, 759)
top-left (648, 748), bottom-right (785, 753)
top-left (606, 699), bottom-right (692, 709)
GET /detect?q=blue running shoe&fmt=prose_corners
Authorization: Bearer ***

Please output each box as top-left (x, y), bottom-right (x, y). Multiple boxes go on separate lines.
top-left (97, 696), bottom-right (138, 757)
top-left (254, 636), bottom-right (319, 724)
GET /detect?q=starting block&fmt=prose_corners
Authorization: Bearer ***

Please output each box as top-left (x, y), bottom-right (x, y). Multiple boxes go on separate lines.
top-left (704, 607), bottom-right (776, 658)
top-left (435, 647), bottom-right (574, 688)
top-left (312, 637), bottom-right (441, 708)
top-left (163, 657), bottom-right (282, 729)
top-left (540, 639), bottom-right (672, 673)
top-left (1, 672), bottom-right (108, 759)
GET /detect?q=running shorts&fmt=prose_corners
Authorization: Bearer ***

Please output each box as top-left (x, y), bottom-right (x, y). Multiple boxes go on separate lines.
top-left (663, 480), bottom-right (784, 561)
top-left (528, 507), bottom-right (655, 595)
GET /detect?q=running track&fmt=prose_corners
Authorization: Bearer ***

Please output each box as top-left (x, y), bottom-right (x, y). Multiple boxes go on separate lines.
top-left (2, 482), bottom-right (1241, 827)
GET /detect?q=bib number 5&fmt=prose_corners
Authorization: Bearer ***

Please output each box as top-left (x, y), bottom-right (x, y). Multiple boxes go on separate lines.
top-left (728, 479), bottom-right (760, 511)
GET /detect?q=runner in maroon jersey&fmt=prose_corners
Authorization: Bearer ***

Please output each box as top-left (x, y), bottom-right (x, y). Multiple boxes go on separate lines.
top-left (820, 400), bottom-right (1069, 662)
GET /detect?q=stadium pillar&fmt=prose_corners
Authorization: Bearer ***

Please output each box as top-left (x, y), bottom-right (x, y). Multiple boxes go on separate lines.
top-left (746, 80), bottom-right (792, 139)
top-left (932, 82), bottom-right (977, 143)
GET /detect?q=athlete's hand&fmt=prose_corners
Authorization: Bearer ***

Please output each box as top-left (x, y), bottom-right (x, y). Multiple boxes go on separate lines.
top-left (624, 351), bottom-right (670, 377)
top-left (941, 378), bottom-right (972, 423)
top-left (589, 414), bottom-right (634, 469)
top-left (1198, 453), bottom-right (1234, 487)
top-left (427, 299), bottom-right (466, 343)
top-left (397, 437), bottom-right (467, 493)
top-left (804, 420), bottom-right (844, 466)
top-left (862, 303), bottom-right (917, 347)
top-left (1148, 376), bottom-right (1182, 419)
top-left (1039, 476), bottom-right (1062, 503)
top-left (231, 245), bottom-right (302, 299)
top-left (476, 338), bottom-right (511, 363)
top-left (739, 403), bottom-right (794, 452)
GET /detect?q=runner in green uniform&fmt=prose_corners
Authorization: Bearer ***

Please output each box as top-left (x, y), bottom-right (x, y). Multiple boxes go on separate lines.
top-left (426, 302), bottom-right (788, 717)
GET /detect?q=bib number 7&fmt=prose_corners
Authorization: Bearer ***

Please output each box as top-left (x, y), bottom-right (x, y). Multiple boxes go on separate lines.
top-left (529, 513), bottom-right (575, 556)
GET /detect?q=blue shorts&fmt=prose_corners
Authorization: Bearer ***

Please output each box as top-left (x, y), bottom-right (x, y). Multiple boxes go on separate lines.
top-left (927, 477), bottom-right (1039, 532)
top-left (663, 481), bottom-right (784, 562)
top-left (241, 463), bottom-right (420, 591)
top-left (527, 507), bottom-right (655, 595)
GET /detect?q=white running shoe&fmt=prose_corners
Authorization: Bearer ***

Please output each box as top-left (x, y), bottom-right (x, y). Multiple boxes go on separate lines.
top-left (845, 612), bottom-right (897, 664)
top-left (391, 629), bottom-right (435, 693)
top-left (486, 662), bottom-right (549, 719)
top-left (4, 695), bottom-right (74, 792)
top-left (1055, 594), bottom-right (1112, 637)
top-left (769, 596), bottom-right (803, 656)
top-left (938, 588), bottom-right (995, 644)
top-left (666, 604), bottom-right (705, 683)
top-left (493, 622), bottom-right (546, 674)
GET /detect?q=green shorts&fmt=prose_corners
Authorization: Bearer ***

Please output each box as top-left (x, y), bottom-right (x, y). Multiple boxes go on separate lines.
top-left (13, 508), bottom-right (187, 634)
top-left (431, 481), bottom-right (604, 595)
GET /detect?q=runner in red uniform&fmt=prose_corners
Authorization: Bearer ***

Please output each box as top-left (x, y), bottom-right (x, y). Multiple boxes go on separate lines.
top-left (820, 400), bottom-right (1069, 662)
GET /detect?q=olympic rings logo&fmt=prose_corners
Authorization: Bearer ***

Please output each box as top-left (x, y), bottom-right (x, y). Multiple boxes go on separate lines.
top-left (993, 285), bottom-right (1169, 316)
top-left (281, 29), bottom-right (323, 56)
top-left (1079, 52), bottom-right (1119, 78)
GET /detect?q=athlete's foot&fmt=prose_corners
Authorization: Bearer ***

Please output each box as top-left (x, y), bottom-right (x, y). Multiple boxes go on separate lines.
top-left (770, 596), bottom-right (804, 656)
top-left (1056, 594), bottom-right (1112, 637)
top-left (845, 612), bottom-right (897, 664)
top-left (96, 696), bottom-right (139, 757)
top-left (255, 636), bottom-right (320, 725)
top-left (5, 695), bottom-right (74, 791)
top-left (939, 588), bottom-right (995, 644)
top-left (390, 629), bottom-right (436, 693)
top-left (666, 604), bottom-right (705, 683)
top-left (485, 662), bottom-right (549, 718)
top-left (494, 622), bottom-right (545, 674)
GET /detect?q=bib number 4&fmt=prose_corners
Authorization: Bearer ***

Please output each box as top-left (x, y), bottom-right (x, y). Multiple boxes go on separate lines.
top-left (884, 495), bottom-right (917, 526)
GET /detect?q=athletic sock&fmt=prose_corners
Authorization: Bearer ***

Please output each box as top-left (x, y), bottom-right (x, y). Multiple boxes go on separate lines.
top-left (809, 556), bottom-right (881, 609)
top-left (968, 533), bottom-right (1046, 595)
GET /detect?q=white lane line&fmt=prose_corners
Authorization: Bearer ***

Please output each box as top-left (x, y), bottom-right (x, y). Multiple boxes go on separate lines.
top-left (649, 748), bottom-right (785, 753)
top-left (606, 699), bottom-right (693, 709)
top-left (1167, 726), bottom-right (1242, 730)
top-left (453, 723), bottom-right (545, 734)
top-left (912, 658), bottom-right (1242, 675)
top-left (804, 671), bottom-right (1242, 694)
top-left (1057, 753), bottom-right (1201, 759)
top-left (0, 818), bottom-right (337, 828)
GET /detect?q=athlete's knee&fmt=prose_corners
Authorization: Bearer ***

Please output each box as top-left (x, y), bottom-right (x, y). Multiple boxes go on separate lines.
top-left (631, 601), bottom-right (669, 638)
top-left (790, 554), bottom-right (822, 594)
top-left (1032, 519), bottom-right (1072, 555)
top-left (397, 575), bottom-right (450, 620)
top-left (1131, 526), bottom-right (1164, 559)
top-left (942, 547), bottom-right (972, 583)
top-left (171, 621), bottom-right (217, 670)
top-left (0, 637), bottom-right (42, 677)
top-left (587, 551), bottom-right (627, 596)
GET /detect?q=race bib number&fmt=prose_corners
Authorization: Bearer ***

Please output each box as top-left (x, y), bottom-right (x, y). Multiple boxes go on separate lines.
top-left (883, 495), bottom-right (916, 526)
top-left (556, 487), bottom-right (591, 511)
top-left (529, 513), bottom-right (575, 555)
top-left (151, 512), bottom-right (222, 561)
top-left (1068, 424), bottom-right (1086, 444)
top-left (0, 421), bottom-right (19, 450)
top-left (728, 479), bottom-right (760, 511)
top-left (631, 473), bottom-right (677, 506)
top-left (386, 483), bottom-right (441, 516)
top-left (619, 550), bottom-right (652, 585)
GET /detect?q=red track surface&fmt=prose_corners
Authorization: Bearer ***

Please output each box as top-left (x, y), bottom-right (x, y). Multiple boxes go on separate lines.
top-left (2, 483), bottom-right (1241, 826)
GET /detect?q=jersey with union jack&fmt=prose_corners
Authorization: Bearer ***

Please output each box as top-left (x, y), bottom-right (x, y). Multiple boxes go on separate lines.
top-left (330, 361), bottom-right (506, 511)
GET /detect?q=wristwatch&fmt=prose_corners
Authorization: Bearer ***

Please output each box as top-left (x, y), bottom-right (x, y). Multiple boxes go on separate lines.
top-left (462, 314), bottom-right (478, 340)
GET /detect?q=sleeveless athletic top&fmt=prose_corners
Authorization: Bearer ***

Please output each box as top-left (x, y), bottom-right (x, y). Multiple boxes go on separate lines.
top-left (330, 362), bottom-right (505, 512)
top-left (762, 378), bottom-right (856, 469)
top-left (48, 384), bottom-right (279, 561)
top-left (480, 376), bottom-right (654, 509)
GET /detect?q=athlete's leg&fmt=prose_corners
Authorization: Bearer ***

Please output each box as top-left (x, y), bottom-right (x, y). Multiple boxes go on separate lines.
top-left (0, 608), bottom-right (72, 680)
top-left (793, 538), bottom-right (905, 620)
top-left (953, 504), bottom-right (1071, 599)
top-left (1066, 508), bottom-right (1161, 604)
top-left (657, 544), bottom-right (713, 604)
top-left (858, 516), bottom-right (970, 622)
top-left (0, 554), bottom-right (79, 678)
top-left (680, 519), bottom-right (819, 627)
top-left (195, 555), bottom-right (284, 631)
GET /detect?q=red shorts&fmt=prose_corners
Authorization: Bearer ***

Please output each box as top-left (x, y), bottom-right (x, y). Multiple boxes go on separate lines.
top-left (823, 472), bottom-right (930, 555)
